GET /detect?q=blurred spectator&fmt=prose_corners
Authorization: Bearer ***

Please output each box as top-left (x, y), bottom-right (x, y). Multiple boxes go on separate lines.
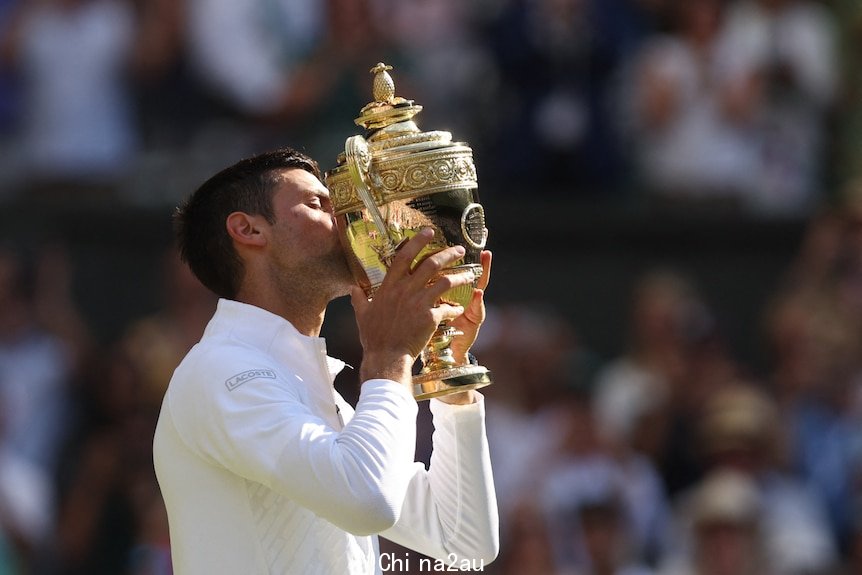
top-left (185, 0), bottom-right (404, 164)
top-left (0, 245), bottom-right (81, 571)
top-left (573, 497), bottom-right (655, 575)
top-left (762, 192), bottom-right (862, 552)
top-left (541, 394), bottom-right (670, 572)
top-left (50, 247), bottom-right (204, 573)
top-left (593, 269), bottom-right (735, 496)
top-left (496, 501), bottom-right (562, 575)
top-left (721, 0), bottom-right (838, 214)
top-left (483, 0), bottom-right (646, 193)
top-left (127, 481), bottom-right (172, 575)
top-left (627, 0), bottom-right (761, 207)
top-left (592, 271), bottom-right (690, 459)
top-left (0, 0), bottom-right (142, 195)
top-left (0, 247), bottom-right (75, 468)
top-left (184, 0), bottom-right (325, 120)
top-left (120, 248), bottom-right (216, 411)
top-left (282, 0), bottom-right (403, 162)
top-left (374, 0), bottom-right (496, 145)
top-left (50, 247), bottom-right (212, 572)
top-left (782, 208), bottom-right (848, 295)
top-left (0, 446), bottom-right (52, 573)
top-left (478, 303), bottom-right (584, 531)
top-left (130, 0), bottom-right (197, 150)
top-left (660, 470), bottom-right (771, 575)
top-left (692, 383), bottom-right (838, 574)
top-left (54, 348), bottom-right (167, 574)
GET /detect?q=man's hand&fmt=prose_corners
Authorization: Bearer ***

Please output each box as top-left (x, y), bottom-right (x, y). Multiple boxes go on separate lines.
top-left (437, 250), bottom-right (492, 405)
top-left (448, 250), bottom-right (492, 364)
top-left (351, 229), bottom-right (477, 390)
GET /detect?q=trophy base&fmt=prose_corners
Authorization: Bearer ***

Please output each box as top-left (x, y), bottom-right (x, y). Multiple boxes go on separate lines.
top-left (413, 365), bottom-right (492, 401)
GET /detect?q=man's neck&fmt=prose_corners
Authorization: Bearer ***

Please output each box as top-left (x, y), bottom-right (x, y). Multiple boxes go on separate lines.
top-left (235, 285), bottom-right (329, 337)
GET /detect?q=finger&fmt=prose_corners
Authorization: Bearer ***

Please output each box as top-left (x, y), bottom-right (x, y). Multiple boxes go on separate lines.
top-left (387, 228), bottom-right (435, 280)
top-left (477, 250), bottom-right (492, 291)
top-left (423, 268), bottom-right (476, 303)
top-left (462, 288), bottom-right (486, 325)
top-left (431, 303), bottom-right (465, 325)
top-left (411, 245), bottom-right (466, 287)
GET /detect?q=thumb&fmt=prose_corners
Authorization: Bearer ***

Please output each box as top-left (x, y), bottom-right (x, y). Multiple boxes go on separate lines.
top-left (462, 288), bottom-right (485, 325)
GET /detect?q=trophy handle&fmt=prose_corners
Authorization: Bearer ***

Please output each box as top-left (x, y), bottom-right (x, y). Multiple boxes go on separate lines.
top-left (344, 135), bottom-right (397, 262)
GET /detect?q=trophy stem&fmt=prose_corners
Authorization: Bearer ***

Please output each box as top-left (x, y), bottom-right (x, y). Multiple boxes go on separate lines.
top-left (420, 323), bottom-right (460, 372)
top-left (413, 322), bottom-right (492, 400)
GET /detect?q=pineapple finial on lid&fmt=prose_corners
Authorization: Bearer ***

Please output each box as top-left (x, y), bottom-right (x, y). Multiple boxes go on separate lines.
top-left (371, 63), bottom-right (395, 104)
top-left (355, 63), bottom-right (422, 131)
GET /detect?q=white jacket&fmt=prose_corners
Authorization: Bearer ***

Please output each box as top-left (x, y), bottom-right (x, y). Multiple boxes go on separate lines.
top-left (153, 299), bottom-right (498, 574)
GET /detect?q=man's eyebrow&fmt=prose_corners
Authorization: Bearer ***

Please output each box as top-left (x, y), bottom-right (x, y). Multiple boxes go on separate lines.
top-left (307, 188), bottom-right (330, 199)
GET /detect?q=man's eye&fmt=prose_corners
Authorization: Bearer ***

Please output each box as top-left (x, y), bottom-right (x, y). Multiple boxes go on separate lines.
top-left (309, 198), bottom-right (322, 208)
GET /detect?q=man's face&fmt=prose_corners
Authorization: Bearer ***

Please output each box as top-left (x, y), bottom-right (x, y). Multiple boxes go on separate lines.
top-left (265, 168), bottom-right (353, 297)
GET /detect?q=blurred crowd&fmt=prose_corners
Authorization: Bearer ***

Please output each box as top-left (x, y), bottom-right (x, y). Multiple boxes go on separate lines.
top-left (0, 0), bottom-right (857, 211)
top-left (480, 184), bottom-right (862, 575)
top-left (0, 0), bottom-right (862, 574)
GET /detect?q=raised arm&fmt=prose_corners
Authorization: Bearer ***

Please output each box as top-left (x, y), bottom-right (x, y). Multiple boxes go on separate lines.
top-left (380, 249), bottom-right (499, 564)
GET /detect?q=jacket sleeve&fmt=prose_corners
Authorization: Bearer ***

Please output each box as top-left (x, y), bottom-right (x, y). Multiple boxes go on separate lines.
top-left (380, 394), bottom-right (500, 565)
top-left (167, 350), bottom-right (419, 536)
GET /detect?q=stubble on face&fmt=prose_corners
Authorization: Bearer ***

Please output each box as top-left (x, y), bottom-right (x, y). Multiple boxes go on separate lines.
top-left (267, 170), bottom-right (356, 303)
top-left (316, 237), bottom-right (355, 299)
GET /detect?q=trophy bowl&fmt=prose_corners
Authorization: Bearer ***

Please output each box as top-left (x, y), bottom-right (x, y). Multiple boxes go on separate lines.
top-left (325, 63), bottom-right (491, 400)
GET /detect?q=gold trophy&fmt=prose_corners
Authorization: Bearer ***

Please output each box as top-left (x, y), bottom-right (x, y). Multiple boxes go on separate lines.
top-left (326, 63), bottom-right (491, 400)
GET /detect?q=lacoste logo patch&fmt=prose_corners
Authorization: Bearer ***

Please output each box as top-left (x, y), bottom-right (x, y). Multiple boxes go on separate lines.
top-left (225, 369), bottom-right (277, 391)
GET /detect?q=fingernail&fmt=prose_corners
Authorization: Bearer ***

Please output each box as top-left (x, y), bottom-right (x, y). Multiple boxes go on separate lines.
top-left (455, 246), bottom-right (466, 255)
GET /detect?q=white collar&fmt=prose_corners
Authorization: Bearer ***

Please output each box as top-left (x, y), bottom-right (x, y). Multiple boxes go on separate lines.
top-left (204, 299), bottom-right (347, 378)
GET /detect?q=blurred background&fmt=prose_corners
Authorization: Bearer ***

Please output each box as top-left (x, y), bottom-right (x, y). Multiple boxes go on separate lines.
top-left (0, 0), bottom-right (861, 573)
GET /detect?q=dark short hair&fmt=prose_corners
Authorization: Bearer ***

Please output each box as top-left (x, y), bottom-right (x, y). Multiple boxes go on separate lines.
top-left (174, 147), bottom-right (320, 299)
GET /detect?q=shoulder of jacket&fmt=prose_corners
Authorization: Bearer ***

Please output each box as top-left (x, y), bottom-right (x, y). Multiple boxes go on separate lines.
top-left (168, 337), bottom-right (291, 399)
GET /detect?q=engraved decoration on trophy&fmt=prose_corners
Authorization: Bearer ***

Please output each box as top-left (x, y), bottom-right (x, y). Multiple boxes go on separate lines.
top-left (326, 63), bottom-right (491, 400)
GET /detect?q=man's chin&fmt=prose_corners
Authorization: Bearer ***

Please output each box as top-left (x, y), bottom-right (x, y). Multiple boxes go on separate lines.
top-left (332, 278), bottom-right (354, 299)
top-left (326, 257), bottom-right (357, 299)
top-left (333, 251), bottom-right (355, 286)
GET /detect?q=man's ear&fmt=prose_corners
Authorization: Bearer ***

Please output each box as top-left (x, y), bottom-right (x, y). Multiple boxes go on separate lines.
top-left (226, 212), bottom-right (268, 248)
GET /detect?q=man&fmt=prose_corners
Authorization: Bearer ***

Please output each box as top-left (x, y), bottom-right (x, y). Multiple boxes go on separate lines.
top-left (153, 147), bottom-right (499, 574)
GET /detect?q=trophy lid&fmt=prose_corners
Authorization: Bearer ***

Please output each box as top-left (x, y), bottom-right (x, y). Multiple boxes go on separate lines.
top-left (327, 63), bottom-right (478, 216)
top-left (355, 63), bottom-right (423, 132)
